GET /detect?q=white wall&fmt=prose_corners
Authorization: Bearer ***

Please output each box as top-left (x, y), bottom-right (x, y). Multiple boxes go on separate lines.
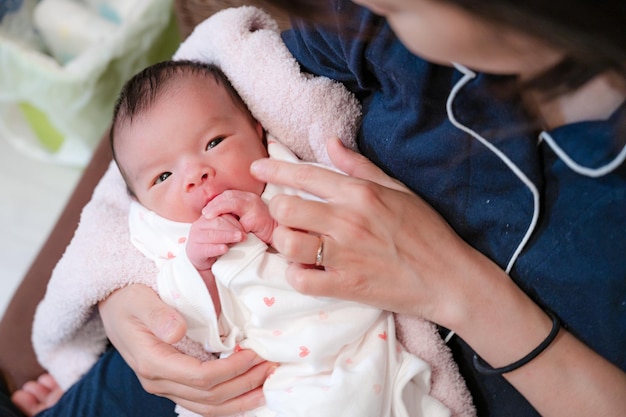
top-left (0, 137), bottom-right (82, 316)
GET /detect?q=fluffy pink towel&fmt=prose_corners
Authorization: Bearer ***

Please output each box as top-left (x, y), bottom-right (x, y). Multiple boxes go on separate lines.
top-left (32, 6), bottom-right (474, 417)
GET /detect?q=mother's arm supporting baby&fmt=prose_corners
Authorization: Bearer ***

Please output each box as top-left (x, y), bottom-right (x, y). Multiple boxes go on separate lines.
top-left (99, 284), bottom-right (272, 416)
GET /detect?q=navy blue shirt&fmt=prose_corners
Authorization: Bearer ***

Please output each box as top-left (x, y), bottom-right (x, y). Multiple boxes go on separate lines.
top-left (282, 2), bottom-right (626, 415)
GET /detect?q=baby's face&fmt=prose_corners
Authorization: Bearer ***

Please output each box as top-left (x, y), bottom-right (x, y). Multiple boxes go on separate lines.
top-left (115, 75), bottom-right (268, 223)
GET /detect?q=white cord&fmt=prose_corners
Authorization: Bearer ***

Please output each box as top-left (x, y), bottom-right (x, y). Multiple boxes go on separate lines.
top-left (443, 64), bottom-right (541, 343)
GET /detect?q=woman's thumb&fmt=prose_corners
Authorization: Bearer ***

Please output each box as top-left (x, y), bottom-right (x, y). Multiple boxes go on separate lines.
top-left (151, 305), bottom-right (187, 344)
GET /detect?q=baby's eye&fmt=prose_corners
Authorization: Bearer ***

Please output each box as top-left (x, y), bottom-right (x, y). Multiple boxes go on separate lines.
top-left (206, 136), bottom-right (225, 150)
top-left (154, 172), bottom-right (171, 185)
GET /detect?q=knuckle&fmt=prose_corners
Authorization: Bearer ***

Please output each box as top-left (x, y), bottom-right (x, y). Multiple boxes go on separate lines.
top-left (137, 382), bottom-right (157, 396)
top-left (188, 372), bottom-right (214, 389)
top-left (279, 231), bottom-right (302, 258)
top-left (348, 216), bottom-right (374, 241)
top-left (198, 390), bottom-right (219, 405)
top-left (352, 181), bottom-right (380, 204)
top-left (269, 195), bottom-right (297, 222)
top-left (286, 267), bottom-right (316, 294)
top-left (293, 165), bottom-right (316, 187)
top-left (147, 304), bottom-right (170, 329)
top-left (287, 272), bottom-right (309, 293)
top-left (244, 378), bottom-right (259, 396)
top-left (219, 191), bottom-right (237, 206)
top-left (134, 361), bottom-right (157, 381)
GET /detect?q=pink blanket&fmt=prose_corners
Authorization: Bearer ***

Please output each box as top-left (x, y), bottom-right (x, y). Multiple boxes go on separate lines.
top-left (32, 6), bottom-right (475, 417)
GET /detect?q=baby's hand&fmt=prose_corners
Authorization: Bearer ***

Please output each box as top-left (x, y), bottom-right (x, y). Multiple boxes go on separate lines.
top-left (186, 213), bottom-right (245, 271)
top-left (203, 190), bottom-right (277, 244)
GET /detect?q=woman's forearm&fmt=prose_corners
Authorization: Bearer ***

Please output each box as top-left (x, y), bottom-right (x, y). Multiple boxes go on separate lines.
top-left (449, 247), bottom-right (626, 417)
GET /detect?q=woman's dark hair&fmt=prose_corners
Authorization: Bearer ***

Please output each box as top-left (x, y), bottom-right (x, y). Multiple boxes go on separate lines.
top-left (262, 0), bottom-right (626, 95)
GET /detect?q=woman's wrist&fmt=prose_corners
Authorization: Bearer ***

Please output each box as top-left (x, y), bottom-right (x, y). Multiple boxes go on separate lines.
top-left (472, 309), bottom-right (561, 375)
top-left (440, 244), bottom-right (555, 370)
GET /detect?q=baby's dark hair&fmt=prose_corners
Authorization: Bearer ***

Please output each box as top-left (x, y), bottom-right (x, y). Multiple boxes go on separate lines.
top-left (110, 60), bottom-right (254, 193)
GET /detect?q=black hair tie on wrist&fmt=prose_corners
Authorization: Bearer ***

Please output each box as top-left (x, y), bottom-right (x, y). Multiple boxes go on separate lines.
top-left (473, 310), bottom-right (561, 376)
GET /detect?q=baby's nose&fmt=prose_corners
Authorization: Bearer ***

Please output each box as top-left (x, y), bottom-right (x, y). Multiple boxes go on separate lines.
top-left (185, 171), bottom-right (210, 192)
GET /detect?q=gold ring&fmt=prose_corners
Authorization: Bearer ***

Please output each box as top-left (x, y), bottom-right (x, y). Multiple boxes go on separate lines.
top-left (315, 236), bottom-right (324, 267)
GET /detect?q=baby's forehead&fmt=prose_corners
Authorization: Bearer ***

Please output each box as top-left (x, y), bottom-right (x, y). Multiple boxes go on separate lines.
top-left (161, 72), bottom-right (230, 105)
top-left (176, 68), bottom-right (224, 87)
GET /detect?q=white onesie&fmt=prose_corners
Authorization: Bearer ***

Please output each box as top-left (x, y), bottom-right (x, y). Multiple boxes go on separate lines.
top-left (129, 139), bottom-right (450, 417)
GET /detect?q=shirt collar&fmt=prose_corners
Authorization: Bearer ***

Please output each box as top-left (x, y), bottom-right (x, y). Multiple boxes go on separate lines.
top-left (540, 101), bottom-right (626, 175)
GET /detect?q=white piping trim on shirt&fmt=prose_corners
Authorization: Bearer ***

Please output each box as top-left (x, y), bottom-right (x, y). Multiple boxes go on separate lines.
top-left (443, 64), bottom-right (541, 343)
top-left (539, 131), bottom-right (626, 178)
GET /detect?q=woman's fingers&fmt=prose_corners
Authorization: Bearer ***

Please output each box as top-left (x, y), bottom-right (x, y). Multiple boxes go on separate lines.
top-left (174, 387), bottom-right (265, 417)
top-left (170, 355), bottom-right (274, 415)
top-left (326, 137), bottom-right (409, 192)
top-left (250, 138), bottom-right (410, 201)
top-left (137, 351), bottom-right (272, 417)
top-left (271, 226), bottom-right (329, 266)
top-left (138, 350), bottom-right (268, 402)
top-left (252, 137), bottom-right (474, 320)
top-left (192, 349), bottom-right (268, 390)
top-left (251, 157), bottom-right (349, 203)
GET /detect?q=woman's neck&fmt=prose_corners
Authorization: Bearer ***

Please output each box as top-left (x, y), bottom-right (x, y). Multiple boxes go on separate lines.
top-left (523, 71), bottom-right (626, 130)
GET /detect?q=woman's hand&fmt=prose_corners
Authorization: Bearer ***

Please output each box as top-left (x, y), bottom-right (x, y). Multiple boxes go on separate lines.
top-left (251, 137), bottom-right (476, 325)
top-left (99, 284), bottom-right (274, 416)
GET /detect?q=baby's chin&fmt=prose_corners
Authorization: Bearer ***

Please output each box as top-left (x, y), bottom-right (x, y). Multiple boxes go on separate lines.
top-left (175, 212), bottom-right (204, 224)
top-left (151, 208), bottom-right (202, 224)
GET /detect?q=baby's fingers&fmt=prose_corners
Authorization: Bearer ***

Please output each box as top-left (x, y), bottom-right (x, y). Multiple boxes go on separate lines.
top-left (192, 215), bottom-right (245, 244)
top-left (202, 192), bottom-right (250, 219)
